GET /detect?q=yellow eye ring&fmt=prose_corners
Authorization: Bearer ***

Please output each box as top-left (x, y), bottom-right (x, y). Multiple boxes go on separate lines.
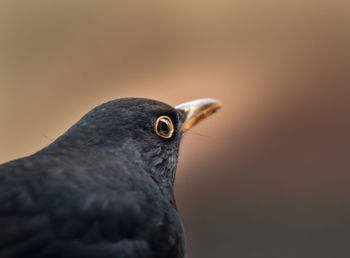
top-left (155, 116), bottom-right (174, 139)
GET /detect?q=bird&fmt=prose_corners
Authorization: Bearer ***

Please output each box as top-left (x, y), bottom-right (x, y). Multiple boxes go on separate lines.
top-left (0, 97), bottom-right (221, 258)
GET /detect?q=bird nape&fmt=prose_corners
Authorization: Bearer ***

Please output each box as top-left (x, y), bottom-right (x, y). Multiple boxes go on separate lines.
top-left (0, 97), bottom-right (221, 258)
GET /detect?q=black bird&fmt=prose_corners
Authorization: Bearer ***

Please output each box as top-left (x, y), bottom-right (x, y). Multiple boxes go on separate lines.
top-left (0, 98), bottom-right (221, 258)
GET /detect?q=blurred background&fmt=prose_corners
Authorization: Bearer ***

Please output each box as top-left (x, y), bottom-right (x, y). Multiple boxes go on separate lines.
top-left (1, 0), bottom-right (350, 257)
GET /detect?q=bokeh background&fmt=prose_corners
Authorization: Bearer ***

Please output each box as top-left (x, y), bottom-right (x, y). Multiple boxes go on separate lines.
top-left (1, 1), bottom-right (350, 257)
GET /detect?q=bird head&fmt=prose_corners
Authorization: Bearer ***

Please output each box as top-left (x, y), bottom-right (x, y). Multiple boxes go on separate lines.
top-left (47, 98), bottom-right (221, 187)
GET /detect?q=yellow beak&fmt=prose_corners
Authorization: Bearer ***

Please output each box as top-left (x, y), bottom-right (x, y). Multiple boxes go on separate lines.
top-left (175, 98), bottom-right (222, 132)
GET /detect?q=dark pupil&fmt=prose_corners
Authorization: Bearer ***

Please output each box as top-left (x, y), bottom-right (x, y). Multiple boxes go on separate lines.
top-left (158, 119), bottom-right (171, 135)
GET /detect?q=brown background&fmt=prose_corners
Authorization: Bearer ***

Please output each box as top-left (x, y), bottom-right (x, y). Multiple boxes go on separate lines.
top-left (1, 1), bottom-right (350, 257)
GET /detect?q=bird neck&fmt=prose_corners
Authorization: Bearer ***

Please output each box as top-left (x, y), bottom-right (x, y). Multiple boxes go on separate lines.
top-left (38, 138), bottom-right (178, 206)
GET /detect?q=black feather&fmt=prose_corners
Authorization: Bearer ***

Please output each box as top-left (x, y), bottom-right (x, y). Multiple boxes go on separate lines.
top-left (0, 98), bottom-right (186, 258)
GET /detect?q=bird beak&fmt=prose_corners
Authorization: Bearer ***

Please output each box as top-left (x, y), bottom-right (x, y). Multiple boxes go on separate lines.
top-left (175, 98), bottom-right (222, 132)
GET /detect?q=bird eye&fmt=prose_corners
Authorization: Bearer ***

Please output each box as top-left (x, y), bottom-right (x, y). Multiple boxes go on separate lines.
top-left (155, 116), bottom-right (174, 139)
